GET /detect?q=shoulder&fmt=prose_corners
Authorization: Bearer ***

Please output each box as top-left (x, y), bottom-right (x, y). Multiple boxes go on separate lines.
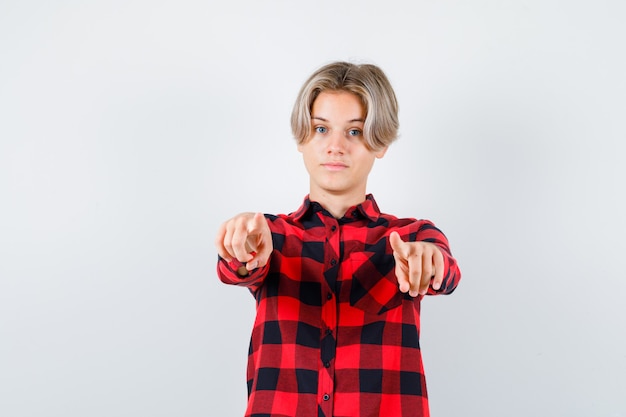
top-left (263, 212), bottom-right (306, 233)
top-left (378, 211), bottom-right (433, 228)
top-left (364, 196), bottom-right (434, 231)
top-left (378, 212), bottom-right (445, 240)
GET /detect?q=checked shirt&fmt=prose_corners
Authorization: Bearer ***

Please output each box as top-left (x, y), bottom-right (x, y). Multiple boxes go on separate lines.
top-left (217, 195), bottom-right (461, 417)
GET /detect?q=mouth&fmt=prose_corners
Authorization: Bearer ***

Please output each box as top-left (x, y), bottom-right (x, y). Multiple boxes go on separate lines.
top-left (322, 162), bottom-right (348, 171)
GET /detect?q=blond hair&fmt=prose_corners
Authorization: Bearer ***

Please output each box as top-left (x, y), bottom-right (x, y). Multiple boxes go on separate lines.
top-left (291, 61), bottom-right (399, 152)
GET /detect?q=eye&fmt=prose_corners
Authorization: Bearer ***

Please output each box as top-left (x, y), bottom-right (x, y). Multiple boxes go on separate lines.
top-left (348, 129), bottom-right (362, 137)
top-left (315, 126), bottom-right (328, 134)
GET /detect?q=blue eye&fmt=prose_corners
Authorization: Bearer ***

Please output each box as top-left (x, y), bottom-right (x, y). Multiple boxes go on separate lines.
top-left (348, 129), bottom-right (362, 137)
top-left (315, 126), bottom-right (328, 134)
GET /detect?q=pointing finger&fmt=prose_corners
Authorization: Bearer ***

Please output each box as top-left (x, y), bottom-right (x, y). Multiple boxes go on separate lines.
top-left (407, 251), bottom-right (424, 297)
top-left (244, 213), bottom-right (272, 271)
top-left (419, 254), bottom-right (431, 296)
top-left (230, 220), bottom-right (254, 263)
top-left (394, 253), bottom-right (410, 294)
top-left (248, 212), bottom-right (267, 234)
top-left (390, 232), bottom-right (410, 293)
top-left (389, 231), bottom-right (408, 257)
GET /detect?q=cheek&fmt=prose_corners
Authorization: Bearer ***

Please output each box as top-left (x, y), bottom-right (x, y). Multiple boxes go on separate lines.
top-left (360, 158), bottom-right (377, 176)
top-left (301, 150), bottom-right (316, 172)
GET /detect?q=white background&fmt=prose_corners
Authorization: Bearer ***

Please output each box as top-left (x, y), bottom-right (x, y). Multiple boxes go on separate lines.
top-left (1, 1), bottom-right (625, 416)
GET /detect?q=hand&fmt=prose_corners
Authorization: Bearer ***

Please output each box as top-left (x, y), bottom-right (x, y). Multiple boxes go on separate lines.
top-left (389, 231), bottom-right (444, 297)
top-left (215, 212), bottom-right (272, 273)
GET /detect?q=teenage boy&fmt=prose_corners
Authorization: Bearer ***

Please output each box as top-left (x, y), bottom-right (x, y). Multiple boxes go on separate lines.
top-left (215, 61), bottom-right (461, 417)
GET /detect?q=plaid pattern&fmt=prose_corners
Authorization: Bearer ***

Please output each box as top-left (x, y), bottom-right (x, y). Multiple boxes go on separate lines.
top-left (218, 195), bottom-right (461, 417)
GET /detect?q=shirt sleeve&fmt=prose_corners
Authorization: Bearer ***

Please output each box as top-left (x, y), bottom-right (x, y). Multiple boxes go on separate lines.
top-left (216, 255), bottom-right (270, 292)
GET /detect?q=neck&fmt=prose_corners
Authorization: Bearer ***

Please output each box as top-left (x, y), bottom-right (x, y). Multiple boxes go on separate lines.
top-left (309, 189), bottom-right (366, 219)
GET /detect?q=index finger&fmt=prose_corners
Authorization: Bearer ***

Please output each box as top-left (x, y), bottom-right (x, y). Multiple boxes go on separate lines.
top-left (247, 212), bottom-right (267, 234)
top-left (389, 231), bottom-right (409, 258)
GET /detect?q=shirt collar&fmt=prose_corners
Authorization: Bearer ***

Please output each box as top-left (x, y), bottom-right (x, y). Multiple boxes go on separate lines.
top-left (292, 194), bottom-right (381, 222)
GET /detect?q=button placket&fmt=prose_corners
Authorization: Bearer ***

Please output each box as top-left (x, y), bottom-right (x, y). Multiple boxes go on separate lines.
top-left (319, 216), bottom-right (339, 414)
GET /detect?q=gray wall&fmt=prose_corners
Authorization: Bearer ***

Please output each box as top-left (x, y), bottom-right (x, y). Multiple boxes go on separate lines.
top-left (1, 1), bottom-right (624, 416)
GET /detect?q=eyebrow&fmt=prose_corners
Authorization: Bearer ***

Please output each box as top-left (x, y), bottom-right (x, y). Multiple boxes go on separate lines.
top-left (311, 116), bottom-right (365, 123)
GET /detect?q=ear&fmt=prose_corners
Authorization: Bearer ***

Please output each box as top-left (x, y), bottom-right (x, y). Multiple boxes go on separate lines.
top-left (375, 146), bottom-right (388, 159)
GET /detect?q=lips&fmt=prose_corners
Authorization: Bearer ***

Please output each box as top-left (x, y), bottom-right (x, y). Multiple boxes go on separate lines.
top-left (322, 162), bottom-right (348, 171)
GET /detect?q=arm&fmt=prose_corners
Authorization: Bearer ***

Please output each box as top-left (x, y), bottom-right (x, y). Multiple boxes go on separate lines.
top-left (215, 212), bottom-right (273, 288)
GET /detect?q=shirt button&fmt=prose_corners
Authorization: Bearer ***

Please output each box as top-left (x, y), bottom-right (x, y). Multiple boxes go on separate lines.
top-left (323, 394), bottom-right (330, 401)
top-left (324, 361), bottom-right (331, 368)
top-left (326, 328), bottom-right (332, 336)
top-left (331, 225), bottom-right (337, 231)
top-left (330, 259), bottom-right (337, 266)
top-left (327, 293), bottom-right (332, 300)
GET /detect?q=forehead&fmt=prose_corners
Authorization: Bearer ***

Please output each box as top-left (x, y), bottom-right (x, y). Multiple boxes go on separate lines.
top-left (311, 91), bottom-right (365, 120)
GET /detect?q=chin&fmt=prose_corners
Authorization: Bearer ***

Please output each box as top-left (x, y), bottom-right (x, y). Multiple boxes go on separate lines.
top-left (322, 185), bottom-right (350, 194)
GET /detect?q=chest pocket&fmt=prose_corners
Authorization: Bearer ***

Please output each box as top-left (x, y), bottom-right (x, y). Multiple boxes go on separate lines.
top-left (347, 250), bottom-right (406, 315)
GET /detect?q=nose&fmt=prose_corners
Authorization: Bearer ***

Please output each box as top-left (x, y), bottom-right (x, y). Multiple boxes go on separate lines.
top-left (326, 131), bottom-right (347, 154)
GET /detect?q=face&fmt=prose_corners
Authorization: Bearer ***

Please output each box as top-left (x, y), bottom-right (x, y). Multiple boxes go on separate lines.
top-left (298, 91), bottom-right (387, 202)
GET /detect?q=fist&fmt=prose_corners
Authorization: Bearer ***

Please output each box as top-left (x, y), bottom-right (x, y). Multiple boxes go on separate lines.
top-left (215, 212), bottom-right (272, 274)
top-left (389, 231), bottom-right (444, 297)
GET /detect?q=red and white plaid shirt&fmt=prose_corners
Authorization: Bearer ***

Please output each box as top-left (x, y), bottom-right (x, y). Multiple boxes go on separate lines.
top-left (218, 195), bottom-right (461, 417)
